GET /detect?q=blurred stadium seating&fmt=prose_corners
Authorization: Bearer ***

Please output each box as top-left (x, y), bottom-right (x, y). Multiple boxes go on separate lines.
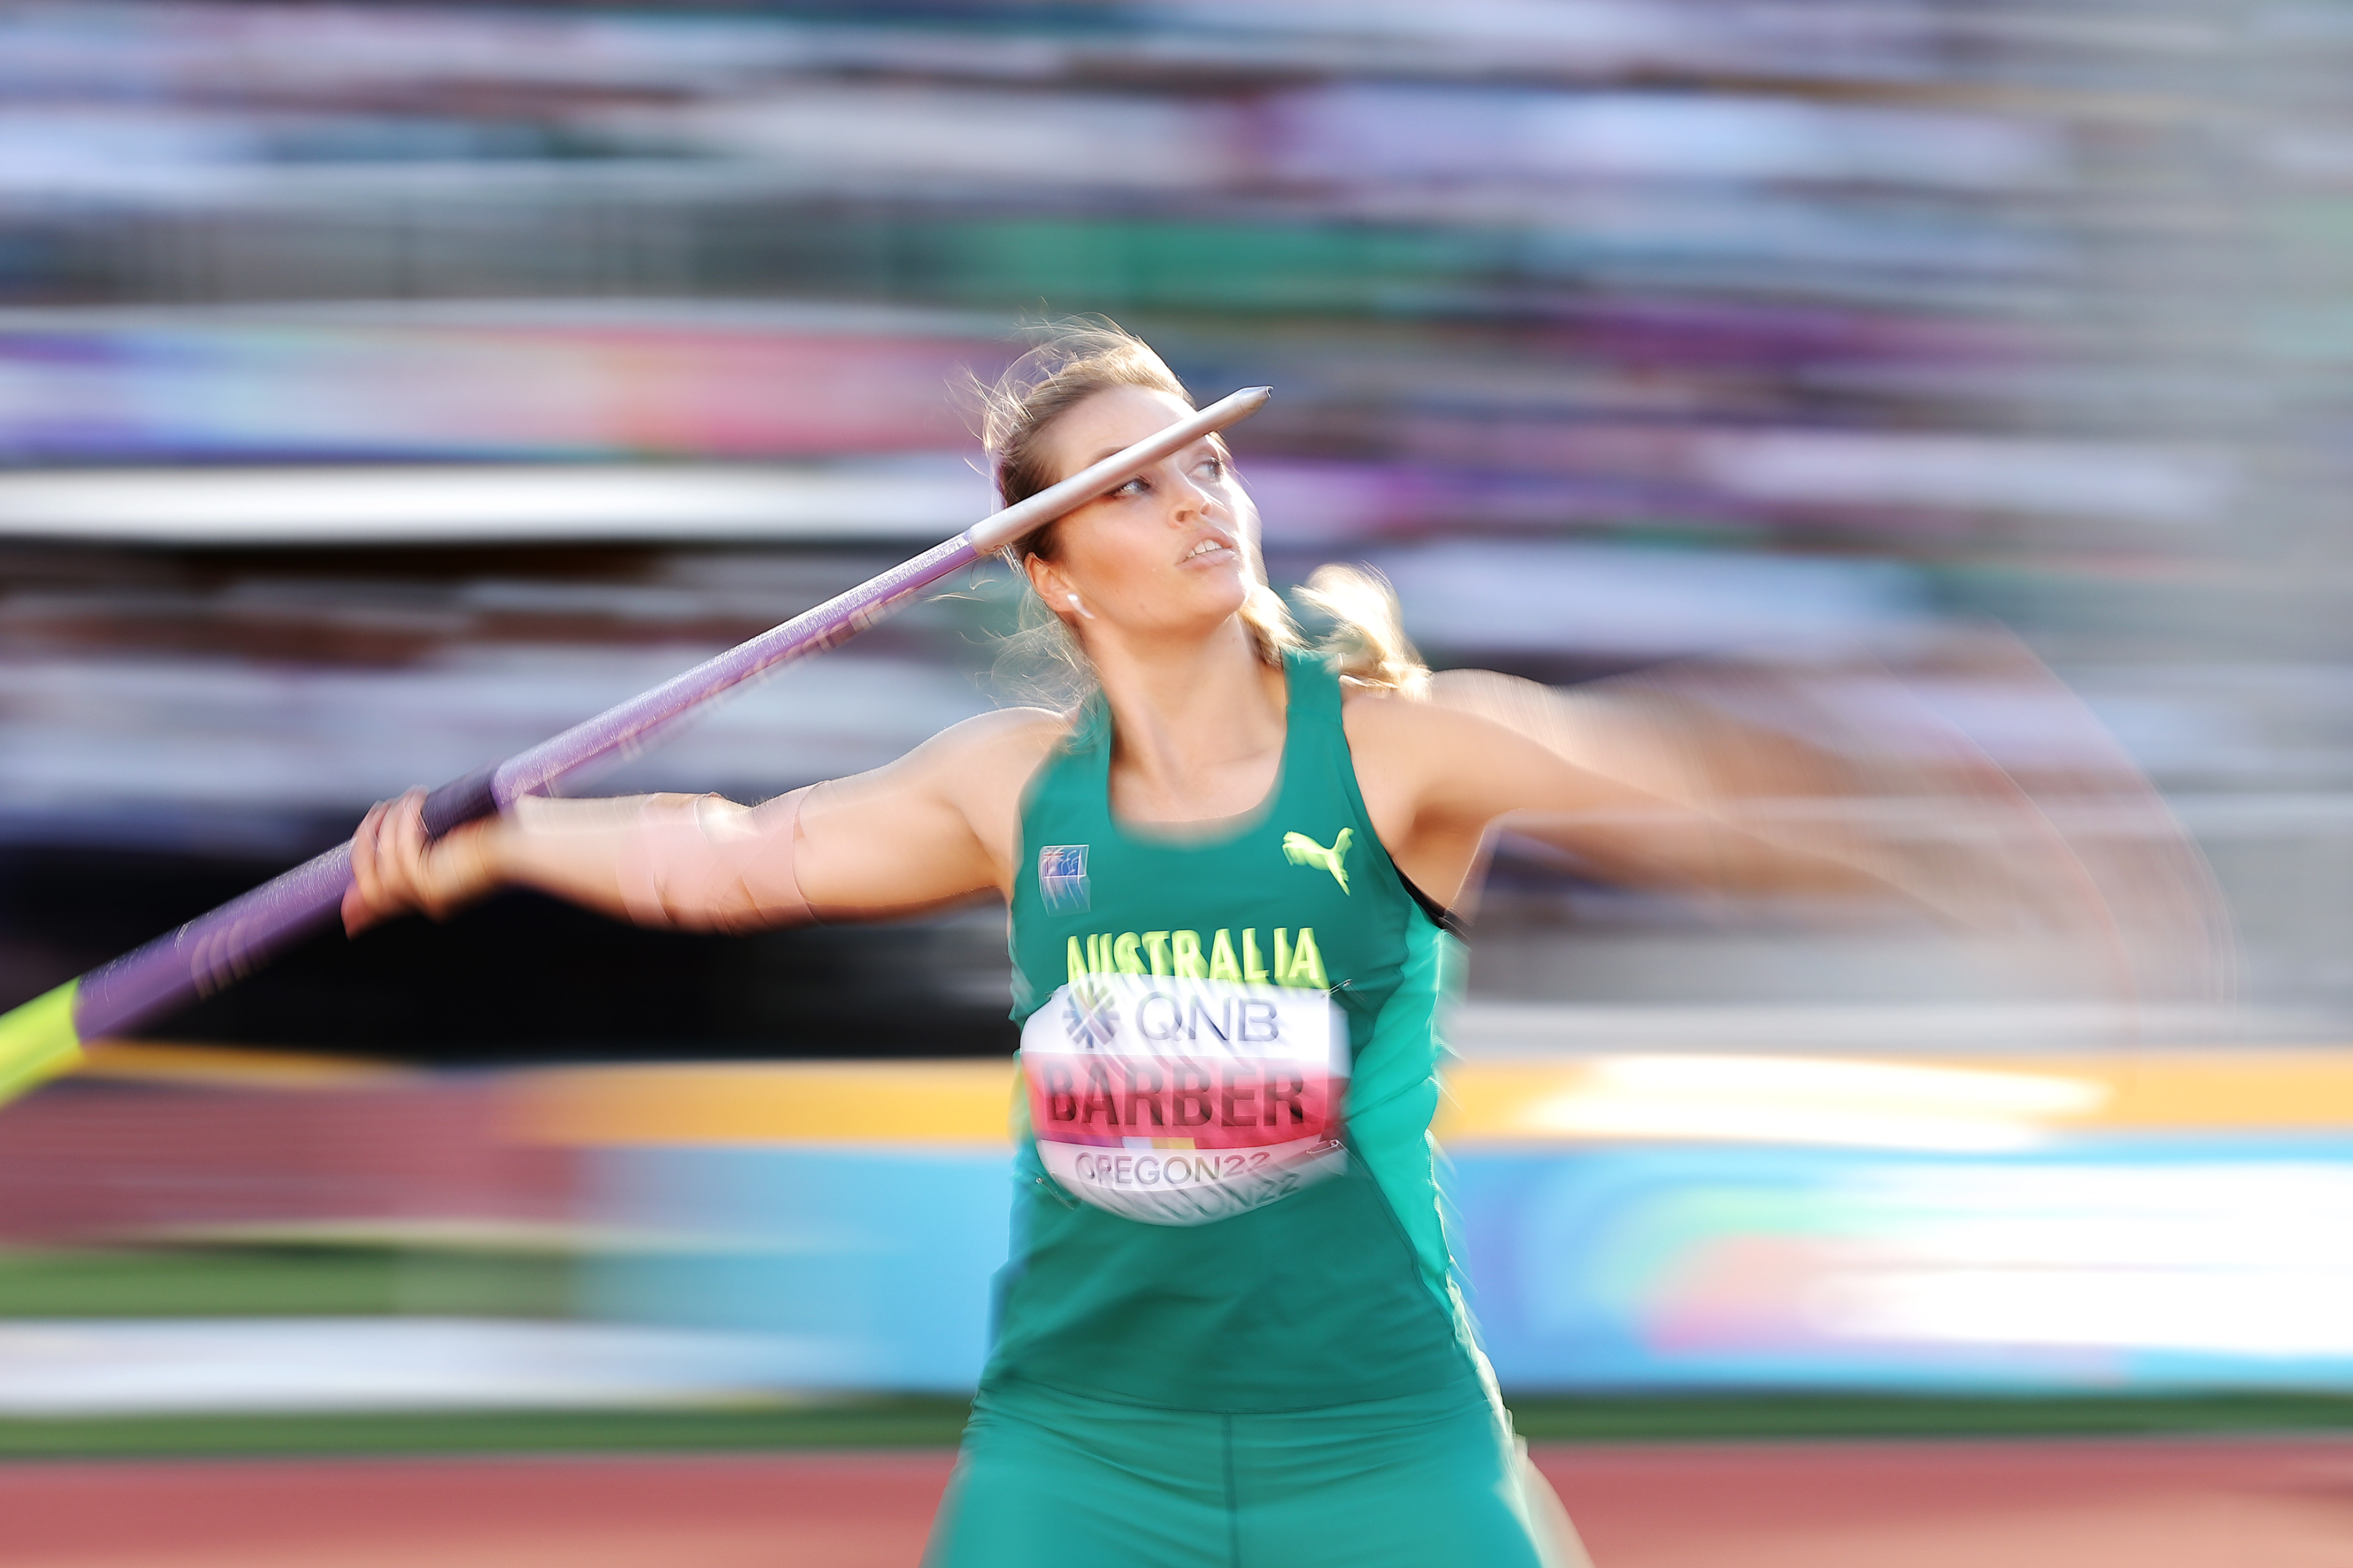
top-left (4, 0), bottom-right (2353, 1412)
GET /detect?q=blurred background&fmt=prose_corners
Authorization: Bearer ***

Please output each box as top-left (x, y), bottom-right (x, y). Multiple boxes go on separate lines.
top-left (4, 2), bottom-right (2353, 1562)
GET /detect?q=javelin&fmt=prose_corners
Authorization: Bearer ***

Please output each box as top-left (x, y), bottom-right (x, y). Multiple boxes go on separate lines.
top-left (0, 387), bottom-right (1274, 1104)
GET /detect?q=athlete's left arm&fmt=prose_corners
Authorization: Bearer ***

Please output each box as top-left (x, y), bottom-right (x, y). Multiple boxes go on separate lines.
top-left (1344, 681), bottom-right (1891, 908)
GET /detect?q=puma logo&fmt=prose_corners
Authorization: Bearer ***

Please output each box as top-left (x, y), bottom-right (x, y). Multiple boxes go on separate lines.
top-left (1282, 829), bottom-right (1353, 894)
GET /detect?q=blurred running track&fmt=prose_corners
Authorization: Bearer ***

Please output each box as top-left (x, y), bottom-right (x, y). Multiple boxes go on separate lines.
top-left (7, 1439), bottom-right (2351, 1566)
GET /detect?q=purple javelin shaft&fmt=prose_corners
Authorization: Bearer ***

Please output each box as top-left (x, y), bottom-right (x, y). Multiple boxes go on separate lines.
top-left (72, 387), bottom-right (1272, 1042)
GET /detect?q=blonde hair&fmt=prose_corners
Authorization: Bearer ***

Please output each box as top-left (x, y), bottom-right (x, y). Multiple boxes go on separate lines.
top-left (1295, 562), bottom-right (1431, 700)
top-left (976, 318), bottom-right (1428, 704)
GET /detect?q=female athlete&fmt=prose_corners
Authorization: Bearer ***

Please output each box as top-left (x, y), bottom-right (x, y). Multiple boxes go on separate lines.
top-left (340, 322), bottom-right (2147, 1566)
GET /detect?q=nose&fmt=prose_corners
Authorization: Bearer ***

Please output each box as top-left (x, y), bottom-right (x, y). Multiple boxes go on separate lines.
top-left (1163, 465), bottom-right (1219, 524)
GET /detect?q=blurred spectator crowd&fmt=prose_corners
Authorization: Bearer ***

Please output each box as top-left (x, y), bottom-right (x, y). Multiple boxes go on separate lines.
top-left (4, 0), bottom-right (2353, 1410)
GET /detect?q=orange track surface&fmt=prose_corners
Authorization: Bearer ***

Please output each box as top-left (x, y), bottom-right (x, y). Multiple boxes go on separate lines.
top-left (1545, 1439), bottom-right (2353, 1566)
top-left (6, 1438), bottom-right (2351, 1566)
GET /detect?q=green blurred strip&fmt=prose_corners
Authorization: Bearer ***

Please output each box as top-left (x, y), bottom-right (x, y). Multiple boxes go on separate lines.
top-left (0, 1401), bottom-right (975, 1460)
top-left (934, 218), bottom-right (1501, 312)
top-left (738, 210), bottom-right (2007, 315)
top-left (751, 212), bottom-right (1515, 313)
top-left (4, 1393), bottom-right (2352, 1461)
top-left (0, 1247), bottom-right (573, 1320)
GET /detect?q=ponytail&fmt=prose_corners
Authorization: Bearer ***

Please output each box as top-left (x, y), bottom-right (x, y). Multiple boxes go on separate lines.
top-left (1297, 564), bottom-right (1431, 699)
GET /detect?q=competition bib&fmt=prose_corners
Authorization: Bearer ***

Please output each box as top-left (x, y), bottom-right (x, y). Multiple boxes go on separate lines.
top-left (1020, 974), bottom-right (1349, 1226)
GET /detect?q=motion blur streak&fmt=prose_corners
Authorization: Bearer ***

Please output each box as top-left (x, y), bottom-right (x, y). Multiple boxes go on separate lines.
top-left (2, 1050), bottom-right (2351, 1403)
top-left (0, 0), bottom-right (2348, 1558)
top-left (1524, 1055), bottom-right (2109, 1150)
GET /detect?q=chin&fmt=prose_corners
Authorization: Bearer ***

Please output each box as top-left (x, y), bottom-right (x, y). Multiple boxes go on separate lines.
top-left (1200, 578), bottom-right (1253, 624)
top-left (1148, 588), bottom-right (1249, 642)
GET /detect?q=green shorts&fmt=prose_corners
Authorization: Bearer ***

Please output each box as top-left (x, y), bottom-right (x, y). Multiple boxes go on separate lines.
top-left (922, 1379), bottom-right (1587, 1568)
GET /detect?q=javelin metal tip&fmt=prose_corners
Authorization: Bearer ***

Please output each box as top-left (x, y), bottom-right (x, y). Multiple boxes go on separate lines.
top-left (1197, 384), bottom-right (1270, 428)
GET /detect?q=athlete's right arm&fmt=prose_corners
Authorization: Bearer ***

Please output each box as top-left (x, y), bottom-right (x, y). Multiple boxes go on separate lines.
top-left (342, 708), bottom-right (1068, 937)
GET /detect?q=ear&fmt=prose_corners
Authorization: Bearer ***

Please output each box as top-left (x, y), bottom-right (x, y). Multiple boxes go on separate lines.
top-left (1023, 552), bottom-right (1081, 625)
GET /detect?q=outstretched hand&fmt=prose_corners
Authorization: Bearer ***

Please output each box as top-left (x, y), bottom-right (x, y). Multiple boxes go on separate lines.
top-left (342, 789), bottom-right (498, 936)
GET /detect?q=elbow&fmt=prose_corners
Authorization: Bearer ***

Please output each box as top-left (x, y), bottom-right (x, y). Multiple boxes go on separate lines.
top-left (619, 790), bottom-right (813, 933)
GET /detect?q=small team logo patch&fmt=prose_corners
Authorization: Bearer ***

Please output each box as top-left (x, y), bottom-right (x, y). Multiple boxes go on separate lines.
top-left (1282, 828), bottom-right (1353, 894)
top-left (1038, 844), bottom-right (1091, 915)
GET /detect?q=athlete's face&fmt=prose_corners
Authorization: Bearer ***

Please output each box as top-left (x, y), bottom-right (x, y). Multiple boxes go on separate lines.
top-left (1027, 384), bottom-right (1259, 643)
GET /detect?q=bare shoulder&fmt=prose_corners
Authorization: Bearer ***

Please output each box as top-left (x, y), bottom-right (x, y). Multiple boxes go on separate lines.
top-left (798, 704), bottom-right (1075, 904)
top-left (1341, 673), bottom-right (1615, 836)
top-left (1340, 679), bottom-right (1524, 774)
top-left (892, 705), bottom-right (1073, 854)
top-left (886, 704), bottom-right (1071, 803)
top-left (814, 705), bottom-right (1070, 808)
top-left (916, 704), bottom-right (1073, 768)
top-left (1332, 681), bottom-right (1548, 872)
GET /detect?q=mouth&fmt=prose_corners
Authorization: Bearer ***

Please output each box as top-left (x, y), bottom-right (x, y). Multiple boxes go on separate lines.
top-left (1179, 534), bottom-right (1238, 566)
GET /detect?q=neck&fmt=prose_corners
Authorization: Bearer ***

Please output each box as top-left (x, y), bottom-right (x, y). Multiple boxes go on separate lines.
top-left (1087, 617), bottom-right (1288, 823)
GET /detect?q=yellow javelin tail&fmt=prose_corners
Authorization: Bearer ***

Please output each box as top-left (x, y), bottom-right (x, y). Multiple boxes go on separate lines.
top-left (0, 981), bottom-right (84, 1107)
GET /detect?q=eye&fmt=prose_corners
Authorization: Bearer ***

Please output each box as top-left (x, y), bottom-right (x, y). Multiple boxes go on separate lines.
top-left (1197, 454), bottom-right (1226, 480)
top-left (1112, 475), bottom-right (1150, 498)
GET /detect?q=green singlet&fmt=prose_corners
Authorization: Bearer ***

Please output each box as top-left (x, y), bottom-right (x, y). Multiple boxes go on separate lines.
top-left (923, 651), bottom-right (1581, 1568)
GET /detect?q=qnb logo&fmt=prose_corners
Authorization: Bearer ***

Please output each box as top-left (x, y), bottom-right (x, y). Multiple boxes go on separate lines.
top-left (1133, 992), bottom-right (1282, 1046)
top-left (1061, 982), bottom-right (1120, 1049)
